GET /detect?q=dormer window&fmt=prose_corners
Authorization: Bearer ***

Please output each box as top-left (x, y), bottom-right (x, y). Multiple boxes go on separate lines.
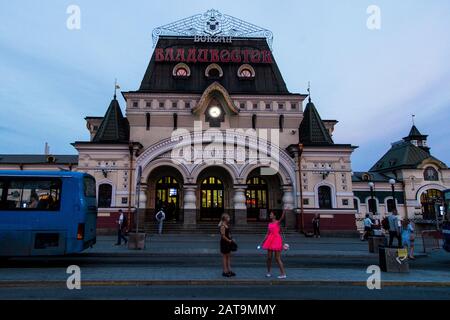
top-left (424, 167), bottom-right (439, 181)
top-left (173, 63), bottom-right (191, 78)
top-left (205, 63), bottom-right (223, 79)
top-left (237, 64), bottom-right (255, 79)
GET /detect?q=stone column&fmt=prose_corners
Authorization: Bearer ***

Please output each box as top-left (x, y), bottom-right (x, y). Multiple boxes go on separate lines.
top-left (282, 185), bottom-right (296, 229)
top-left (135, 184), bottom-right (147, 232)
top-left (233, 185), bottom-right (248, 226)
top-left (183, 184), bottom-right (197, 226)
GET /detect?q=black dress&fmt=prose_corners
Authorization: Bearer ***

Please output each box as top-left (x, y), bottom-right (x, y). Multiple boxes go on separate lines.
top-left (220, 226), bottom-right (232, 254)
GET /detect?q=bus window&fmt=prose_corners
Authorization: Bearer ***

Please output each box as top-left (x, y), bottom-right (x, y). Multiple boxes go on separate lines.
top-left (0, 180), bottom-right (4, 208)
top-left (4, 179), bottom-right (62, 211)
top-left (84, 176), bottom-right (96, 198)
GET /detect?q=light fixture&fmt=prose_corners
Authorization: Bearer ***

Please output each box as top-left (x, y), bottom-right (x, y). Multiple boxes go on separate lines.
top-left (389, 179), bottom-right (396, 185)
top-left (368, 182), bottom-right (375, 188)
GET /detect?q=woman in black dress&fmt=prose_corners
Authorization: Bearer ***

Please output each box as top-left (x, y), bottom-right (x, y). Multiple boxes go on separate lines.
top-left (219, 213), bottom-right (235, 277)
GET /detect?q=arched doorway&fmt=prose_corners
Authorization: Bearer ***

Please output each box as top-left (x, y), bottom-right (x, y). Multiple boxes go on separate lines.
top-left (98, 184), bottom-right (112, 208)
top-left (318, 186), bottom-right (332, 209)
top-left (155, 176), bottom-right (180, 221)
top-left (200, 177), bottom-right (224, 220)
top-left (246, 177), bottom-right (269, 221)
top-left (245, 168), bottom-right (283, 222)
top-left (421, 189), bottom-right (444, 220)
top-left (147, 166), bottom-right (185, 222)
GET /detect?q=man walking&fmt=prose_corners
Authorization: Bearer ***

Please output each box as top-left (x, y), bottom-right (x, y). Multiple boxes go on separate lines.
top-left (388, 209), bottom-right (402, 248)
top-left (156, 208), bottom-right (166, 235)
top-left (115, 209), bottom-right (128, 246)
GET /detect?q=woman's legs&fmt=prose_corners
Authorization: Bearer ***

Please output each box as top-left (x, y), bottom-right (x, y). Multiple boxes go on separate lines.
top-left (410, 241), bottom-right (415, 258)
top-left (275, 251), bottom-right (286, 276)
top-left (222, 254), bottom-right (230, 273)
top-left (227, 254), bottom-right (232, 273)
top-left (266, 250), bottom-right (273, 274)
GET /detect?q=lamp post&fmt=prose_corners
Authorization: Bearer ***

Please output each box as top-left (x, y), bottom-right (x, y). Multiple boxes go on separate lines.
top-left (368, 182), bottom-right (375, 214)
top-left (389, 179), bottom-right (397, 212)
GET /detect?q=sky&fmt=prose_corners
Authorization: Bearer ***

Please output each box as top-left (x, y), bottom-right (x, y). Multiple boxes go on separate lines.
top-left (0, 0), bottom-right (449, 171)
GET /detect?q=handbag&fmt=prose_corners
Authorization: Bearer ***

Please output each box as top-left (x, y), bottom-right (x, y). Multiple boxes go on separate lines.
top-left (280, 224), bottom-right (290, 251)
top-left (230, 241), bottom-right (238, 252)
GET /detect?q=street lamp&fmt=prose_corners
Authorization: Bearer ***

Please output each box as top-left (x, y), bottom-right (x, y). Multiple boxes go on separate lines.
top-left (368, 182), bottom-right (375, 215)
top-left (389, 179), bottom-right (397, 212)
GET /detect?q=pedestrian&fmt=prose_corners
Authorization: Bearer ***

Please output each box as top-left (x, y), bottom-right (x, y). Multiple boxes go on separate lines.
top-left (361, 214), bottom-right (374, 241)
top-left (115, 209), bottom-right (128, 246)
top-left (156, 208), bottom-right (166, 235)
top-left (219, 213), bottom-right (236, 278)
top-left (262, 211), bottom-right (287, 279)
top-left (312, 214), bottom-right (321, 238)
top-left (388, 209), bottom-right (402, 248)
top-left (401, 219), bottom-right (416, 259)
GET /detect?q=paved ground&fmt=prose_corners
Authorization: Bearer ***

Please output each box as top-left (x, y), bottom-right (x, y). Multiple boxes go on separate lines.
top-left (0, 234), bottom-right (449, 300)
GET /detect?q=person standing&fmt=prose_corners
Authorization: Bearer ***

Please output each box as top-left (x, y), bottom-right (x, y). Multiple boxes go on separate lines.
top-left (156, 208), bottom-right (166, 235)
top-left (361, 214), bottom-right (374, 241)
top-left (402, 219), bottom-right (416, 259)
top-left (388, 210), bottom-right (402, 248)
top-left (115, 209), bottom-right (128, 246)
top-left (219, 214), bottom-right (235, 278)
top-left (312, 214), bottom-right (321, 238)
top-left (262, 211), bottom-right (287, 279)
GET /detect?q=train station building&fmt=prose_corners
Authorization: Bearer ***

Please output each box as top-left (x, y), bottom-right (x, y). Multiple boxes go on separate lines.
top-left (1, 10), bottom-right (448, 234)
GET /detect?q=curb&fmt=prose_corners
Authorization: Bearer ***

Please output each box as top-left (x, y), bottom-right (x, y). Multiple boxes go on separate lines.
top-left (1, 279), bottom-right (449, 288)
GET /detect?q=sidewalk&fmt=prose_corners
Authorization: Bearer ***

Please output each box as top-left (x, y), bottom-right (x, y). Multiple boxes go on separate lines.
top-left (85, 234), bottom-right (427, 258)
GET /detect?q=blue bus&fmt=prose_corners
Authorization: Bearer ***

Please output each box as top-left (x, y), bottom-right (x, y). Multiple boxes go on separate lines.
top-left (443, 189), bottom-right (450, 252)
top-left (0, 171), bottom-right (97, 257)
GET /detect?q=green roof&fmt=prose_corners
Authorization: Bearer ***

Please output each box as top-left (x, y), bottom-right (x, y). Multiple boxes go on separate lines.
top-left (370, 141), bottom-right (445, 172)
top-left (299, 101), bottom-right (334, 146)
top-left (93, 98), bottom-right (129, 143)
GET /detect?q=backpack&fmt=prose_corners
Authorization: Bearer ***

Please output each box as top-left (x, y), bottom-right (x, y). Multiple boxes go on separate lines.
top-left (381, 217), bottom-right (390, 230)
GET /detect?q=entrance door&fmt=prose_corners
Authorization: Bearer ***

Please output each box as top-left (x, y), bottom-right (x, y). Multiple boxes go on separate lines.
top-left (155, 177), bottom-right (180, 221)
top-left (421, 189), bottom-right (444, 220)
top-left (246, 177), bottom-right (269, 221)
top-left (200, 177), bottom-right (224, 221)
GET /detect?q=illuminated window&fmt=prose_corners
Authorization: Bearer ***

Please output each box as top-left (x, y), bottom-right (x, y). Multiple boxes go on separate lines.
top-left (424, 167), bottom-right (439, 181)
top-left (237, 64), bottom-right (255, 79)
top-left (172, 63), bottom-right (191, 78)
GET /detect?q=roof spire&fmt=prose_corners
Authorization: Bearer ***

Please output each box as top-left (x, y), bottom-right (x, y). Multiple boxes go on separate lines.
top-left (114, 79), bottom-right (120, 100)
top-left (307, 81), bottom-right (311, 103)
top-left (411, 114), bottom-right (415, 126)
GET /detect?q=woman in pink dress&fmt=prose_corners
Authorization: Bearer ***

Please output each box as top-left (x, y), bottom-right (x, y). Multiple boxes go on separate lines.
top-left (262, 211), bottom-right (287, 279)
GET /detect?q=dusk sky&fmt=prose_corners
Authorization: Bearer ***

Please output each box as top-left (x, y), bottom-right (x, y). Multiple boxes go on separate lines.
top-left (0, 0), bottom-right (449, 171)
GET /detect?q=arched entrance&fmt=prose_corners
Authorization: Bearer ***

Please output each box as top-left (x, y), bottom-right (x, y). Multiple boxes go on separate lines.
top-left (200, 177), bottom-right (224, 220)
top-left (147, 166), bottom-right (185, 222)
top-left (245, 168), bottom-right (283, 222)
top-left (196, 166), bottom-right (234, 222)
top-left (155, 176), bottom-right (180, 221)
top-left (421, 189), bottom-right (444, 220)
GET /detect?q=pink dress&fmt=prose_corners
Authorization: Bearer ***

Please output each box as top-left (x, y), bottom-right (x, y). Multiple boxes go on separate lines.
top-left (262, 221), bottom-right (283, 252)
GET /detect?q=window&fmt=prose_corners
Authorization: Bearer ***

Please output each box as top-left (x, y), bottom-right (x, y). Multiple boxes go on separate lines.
top-left (253, 103), bottom-right (258, 110)
top-left (387, 199), bottom-right (396, 212)
top-left (205, 64), bottom-right (223, 78)
top-left (353, 199), bottom-right (359, 211)
top-left (146, 102), bottom-right (151, 108)
top-left (291, 103), bottom-right (297, 110)
top-left (98, 184), bottom-right (112, 208)
top-left (266, 104), bottom-right (271, 110)
top-left (318, 186), bottom-right (332, 209)
top-left (83, 177), bottom-right (96, 198)
top-left (132, 101), bottom-right (138, 108)
top-left (159, 102), bottom-right (165, 109)
top-left (424, 167), bottom-right (439, 181)
top-left (237, 64), bottom-right (255, 79)
top-left (246, 177), bottom-right (269, 221)
top-left (368, 198), bottom-right (377, 214)
top-left (121, 197), bottom-right (128, 205)
top-left (173, 113), bottom-right (178, 130)
top-left (3, 179), bottom-right (62, 211)
top-left (172, 63), bottom-right (191, 78)
top-left (172, 102), bottom-right (178, 109)
top-left (342, 199), bottom-right (349, 206)
top-left (279, 115), bottom-right (284, 132)
top-left (303, 199), bottom-right (310, 206)
top-left (278, 103), bottom-right (284, 110)
top-left (146, 113), bottom-right (151, 131)
top-left (240, 103), bottom-right (246, 110)
top-left (185, 102), bottom-right (191, 109)
top-left (252, 114), bottom-right (257, 130)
